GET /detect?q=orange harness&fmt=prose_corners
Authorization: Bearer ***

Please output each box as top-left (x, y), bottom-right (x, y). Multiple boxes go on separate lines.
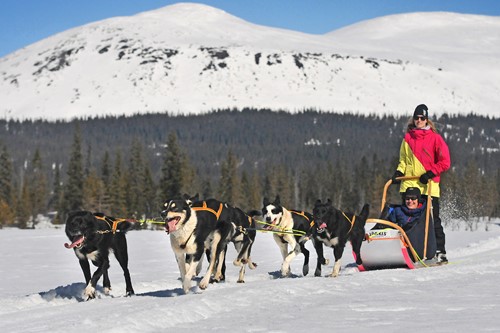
top-left (93, 214), bottom-right (129, 234)
top-left (192, 201), bottom-right (224, 220)
top-left (341, 212), bottom-right (356, 234)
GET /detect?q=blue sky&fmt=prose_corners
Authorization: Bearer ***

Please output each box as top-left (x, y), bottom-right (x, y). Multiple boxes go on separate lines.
top-left (1, 0), bottom-right (500, 57)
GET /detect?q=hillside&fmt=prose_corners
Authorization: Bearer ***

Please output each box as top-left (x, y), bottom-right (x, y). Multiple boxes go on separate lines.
top-left (1, 4), bottom-right (499, 120)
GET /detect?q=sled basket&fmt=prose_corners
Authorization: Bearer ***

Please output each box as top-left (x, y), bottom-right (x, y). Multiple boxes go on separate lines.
top-left (356, 177), bottom-right (437, 271)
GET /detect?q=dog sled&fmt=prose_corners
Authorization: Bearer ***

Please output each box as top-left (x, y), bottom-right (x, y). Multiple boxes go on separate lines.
top-left (357, 176), bottom-right (438, 270)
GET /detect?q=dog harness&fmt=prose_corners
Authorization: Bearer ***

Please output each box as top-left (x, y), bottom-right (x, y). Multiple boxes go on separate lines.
top-left (175, 201), bottom-right (224, 249)
top-left (291, 210), bottom-right (315, 228)
top-left (94, 214), bottom-right (129, 234)
top-left (192, 201), bottom-right (224, 220)
top-left (341, 212), bottom-right (356, 234)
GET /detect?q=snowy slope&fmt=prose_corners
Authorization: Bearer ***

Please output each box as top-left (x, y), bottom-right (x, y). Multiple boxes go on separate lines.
top-left (0, 221), bottom-right (499, 332)
top-left (1, 3), bottom-right (499, 120)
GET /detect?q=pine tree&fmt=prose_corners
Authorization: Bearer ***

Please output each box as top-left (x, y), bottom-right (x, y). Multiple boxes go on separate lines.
top-left (159, 133), bottom-right (184, 201)
top-left (0, 142), bottom-right (16, 227)
top-left (109, 151), bottom-right (128, 217)
top-left (16, 181), bottom-right (31, 229)
top-left (248, 170), bottom-right (262, 211)
top-left (141, 161), bottom-right (157, 218)
top-left (101, 151), bottom-right (111, 187)
top-left (240, 171), bottom-right (251, 211)
top-left (218, 150), bottom-right (241, 205)
top-left (99, 151), bottom-right (112, 213)
top-left (49, 163), bottom-right (63, 224)
top-left (275, 167), bottom-right (293, 208)
top-left (127, 139), bottom-right (144, 216)
top-left (62, 125), bottom-right (84, 215)
top-left (83, 169), bottom-right (105, 213)
top-left (0, 143), bottom-right (14, 206)
top-left (28, 148), bottom-right (48, 219)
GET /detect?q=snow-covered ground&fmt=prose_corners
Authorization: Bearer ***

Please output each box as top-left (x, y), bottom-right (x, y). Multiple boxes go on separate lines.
top-left (1, 220), bottom-right (499, 332)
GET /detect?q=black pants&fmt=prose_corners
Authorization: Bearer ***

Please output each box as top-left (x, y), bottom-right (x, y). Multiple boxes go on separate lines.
top-left (421, 195), bottom-right (446, 254)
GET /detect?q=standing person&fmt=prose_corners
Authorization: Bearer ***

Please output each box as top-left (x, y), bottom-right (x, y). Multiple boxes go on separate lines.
top-left (391, 104), bottom-right (451, 263)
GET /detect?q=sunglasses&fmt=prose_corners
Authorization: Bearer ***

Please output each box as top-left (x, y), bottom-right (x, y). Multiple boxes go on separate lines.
top-left (413, 116), bottom-right (427, 121)
top-left (405, 196), bottom-right (418, 201)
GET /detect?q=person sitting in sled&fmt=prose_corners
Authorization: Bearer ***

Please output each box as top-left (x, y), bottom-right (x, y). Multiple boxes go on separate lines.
top-left (391, 104), bottom-right (451, 264)
top-left (387, 187), bottom-right (426, 231)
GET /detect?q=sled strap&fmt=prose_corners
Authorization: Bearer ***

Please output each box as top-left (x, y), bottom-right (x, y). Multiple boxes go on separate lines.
top-left (291, 211), bottom-right (315, 227)
top-left (192, 202), bottom-right (224, 220)
top-left (341, 212), bottom-right (355, 234)
top-left (247, 215), bottom-right (254, 227)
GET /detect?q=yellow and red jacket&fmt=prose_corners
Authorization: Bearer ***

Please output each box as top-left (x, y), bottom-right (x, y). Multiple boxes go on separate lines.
top-left (397, 128), bottom-right (451, 197)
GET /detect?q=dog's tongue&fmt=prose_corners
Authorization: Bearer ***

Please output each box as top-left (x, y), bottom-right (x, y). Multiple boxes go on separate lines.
top-left (166, 219), bottom-right (178, 234)
top-left (319, 223), bottom-right (327, 229)
top-left (64, 236), bottom-right (84, 249)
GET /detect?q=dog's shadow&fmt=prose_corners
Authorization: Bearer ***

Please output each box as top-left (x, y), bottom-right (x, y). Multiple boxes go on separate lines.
top-left (38, 282), bottom-right (192, 302)
top-left (267, 270), bottom-right (301, 279)
top-left (137, 288), bottom-right (187, 298)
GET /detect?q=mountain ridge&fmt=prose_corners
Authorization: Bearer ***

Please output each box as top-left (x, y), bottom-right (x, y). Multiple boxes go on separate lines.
top-left (1, 3), bottom-right (499, 120)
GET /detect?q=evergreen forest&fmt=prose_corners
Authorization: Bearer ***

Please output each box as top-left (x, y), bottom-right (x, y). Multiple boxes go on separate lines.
top-left (0, 109), bottom-right (499, 228)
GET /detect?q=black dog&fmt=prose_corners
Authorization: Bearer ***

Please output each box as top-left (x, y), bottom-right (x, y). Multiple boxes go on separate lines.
top-left (219, 205), bottom-right (258, 283)
top-left (311, 200), bottom-right (369, 277)
top-left (162, 197), bottom-right (233, 293)
top-left (262, 195), bottom-right (316, 277)
top-left (183, 195), bottom-right (258, 284)
top-left (64, 211), bottom-right (135, 300)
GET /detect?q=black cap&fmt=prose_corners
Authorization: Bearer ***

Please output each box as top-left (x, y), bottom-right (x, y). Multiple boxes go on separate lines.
top-left (404, 187), bottom-right (421, 199)
top-left (413, 104), bottom-right (428, 119)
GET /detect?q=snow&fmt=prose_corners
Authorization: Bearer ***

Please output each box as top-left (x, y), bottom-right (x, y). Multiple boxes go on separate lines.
top-left (1, 220), bottom-right (499, 332)
top-left (1, 4), bottom-right (499, 121)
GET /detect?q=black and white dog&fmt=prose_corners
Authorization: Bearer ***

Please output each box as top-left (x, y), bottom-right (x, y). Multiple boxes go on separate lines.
top-left (162, 197), bottom-right (233, 293)
top-left (64, 211), bottom-right (135, 300)
top-left (311, 200), bottom-right (369, 277)
top-left (262, 195), bottom-right (315, 277)
top-left (220, 204), bottom-right (258, 283)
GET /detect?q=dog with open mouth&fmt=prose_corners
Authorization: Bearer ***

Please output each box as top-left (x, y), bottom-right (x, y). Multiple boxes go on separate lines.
top-left (162, 197), bottom-right (233, 293)
top-left (261, 195), bottom-right (317, 277)
top-left (311, 200), bottom-right (369, 277)
top-left (64, 211), bottom-right (135, 300)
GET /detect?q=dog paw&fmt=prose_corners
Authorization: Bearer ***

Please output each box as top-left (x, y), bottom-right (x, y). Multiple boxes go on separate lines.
top-left (314, 269), bottom-right (322, 277)
top-left (182, 280), bottom-right (192, 294)
top-left (213, 274), bottom-right (225, 283)
top-left (199, 276), bottom-right (211, 290)
top-left (84, 285), bottom-right (96, 300)
top-left (237, 279), bottom-right (245, 283)
top-left (233, 259), bottom-right (243, 266)
top-left (280, 269), bottom-right (291, 277)
top-left (302, 264), bottom-right (309, 276)
top-left (248, 261), bottom-right (257, 269)
top-left (104, 287), bottom-right (111, 295)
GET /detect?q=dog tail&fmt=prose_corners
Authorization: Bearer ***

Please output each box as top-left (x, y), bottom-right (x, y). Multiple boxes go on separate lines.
top-left (247, 210), bottom-right (262, 217)
top-left (358, 204), bottom-right (370, 224)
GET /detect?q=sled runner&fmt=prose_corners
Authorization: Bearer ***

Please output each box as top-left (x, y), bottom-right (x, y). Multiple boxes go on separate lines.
top-left (356, 176), bottom-right (437, 271)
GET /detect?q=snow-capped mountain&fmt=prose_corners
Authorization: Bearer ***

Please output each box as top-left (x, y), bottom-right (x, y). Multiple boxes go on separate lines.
top-left (1, 3), bottom-right (499, 121)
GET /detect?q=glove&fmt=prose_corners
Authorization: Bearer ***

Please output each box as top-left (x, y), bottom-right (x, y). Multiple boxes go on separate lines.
top-left (391, 171), bottom-right (404, 184)
top-left (419, 171), bottom-right (436, 184)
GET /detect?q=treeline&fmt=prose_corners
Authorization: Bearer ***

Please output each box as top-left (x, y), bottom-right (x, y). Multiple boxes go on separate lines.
top-left (0, 109), bottom-right (499, 228)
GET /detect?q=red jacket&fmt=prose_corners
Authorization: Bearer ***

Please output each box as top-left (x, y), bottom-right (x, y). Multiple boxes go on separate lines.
top-left (397, 128), bottom-right (451, 197)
